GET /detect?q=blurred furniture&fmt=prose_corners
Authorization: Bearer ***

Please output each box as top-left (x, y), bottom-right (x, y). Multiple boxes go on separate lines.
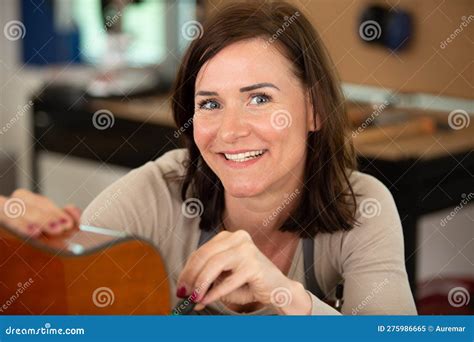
top-left (31, 85), bottom-right (181, 194)
top-left (351, 105), bottom-right (474, 300)
top-left (0, 153), bottom-right (17, 195)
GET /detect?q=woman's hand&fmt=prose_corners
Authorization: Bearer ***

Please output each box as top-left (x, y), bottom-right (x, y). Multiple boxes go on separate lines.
top-left (0, 189), bottom-right (82, 237)
top-left (177, 229), bottom-right (312, 315)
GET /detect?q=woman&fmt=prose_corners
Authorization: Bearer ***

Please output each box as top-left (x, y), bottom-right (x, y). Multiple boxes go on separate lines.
top-left (0, 2), bottom-right (416, 315)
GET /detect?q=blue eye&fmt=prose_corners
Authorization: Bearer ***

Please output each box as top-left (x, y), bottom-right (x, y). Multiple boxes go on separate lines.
top-left (249, 93), bottom-right (272, 105)
top-left (198, 100), bottom-right (221, 110)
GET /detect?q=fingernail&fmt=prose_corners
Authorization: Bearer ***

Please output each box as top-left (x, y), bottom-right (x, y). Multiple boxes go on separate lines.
top-left (176, 286), bottom-right (187, 298)
top-left (49, 221), bottom-right (58, 229)
top-left (59, 217), bottom-right (68, 224)
top-left (190, 289), bottom-right (201, 302)
top-left (27, 223), bottom-right (38, 231)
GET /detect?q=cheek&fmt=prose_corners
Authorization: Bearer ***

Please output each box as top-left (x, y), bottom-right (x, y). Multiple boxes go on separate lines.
top-left (193, 116), bottom-right (217, 150)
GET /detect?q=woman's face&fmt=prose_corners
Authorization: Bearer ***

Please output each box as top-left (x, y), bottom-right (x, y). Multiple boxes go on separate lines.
top-left (193, 38), bottom-right (317, 198)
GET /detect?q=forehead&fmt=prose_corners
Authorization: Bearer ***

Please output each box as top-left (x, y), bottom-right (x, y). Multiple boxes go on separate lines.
top-left (195, 38), bottom-right (294, 90)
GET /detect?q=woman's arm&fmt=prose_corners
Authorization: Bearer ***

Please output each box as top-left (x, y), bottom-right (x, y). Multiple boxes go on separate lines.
top-left (337, 174), bottom-right (417, 315)
top-left (81, 159), bottom-right (173, 245)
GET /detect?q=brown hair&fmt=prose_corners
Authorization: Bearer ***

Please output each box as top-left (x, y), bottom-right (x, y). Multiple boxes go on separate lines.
top-left (172, 1), bottom-right (358, 238)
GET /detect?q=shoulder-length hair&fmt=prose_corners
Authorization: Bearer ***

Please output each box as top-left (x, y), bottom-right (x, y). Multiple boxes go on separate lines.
top-left (172, 1), bottom-right (358, 238)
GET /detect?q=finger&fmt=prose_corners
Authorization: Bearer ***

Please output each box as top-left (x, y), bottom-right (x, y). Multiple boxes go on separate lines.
top-left (34, 209), bottom-right (71, 235)
top-left (200, 270), bottom-right (251, 306)
top-left (63, 205), bottom-right (82, 225)
top-left (13, 191), bottom-right (72, 234)
top-left (194, 303), bottom-right (206, 311)
top-left (192, 251), bottom-right (241, 301)
top-left (178, 230), bottom-right (249, 294)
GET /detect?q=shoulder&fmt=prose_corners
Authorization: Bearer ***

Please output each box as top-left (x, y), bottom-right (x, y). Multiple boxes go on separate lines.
top-left (348, 170), bottom-right (394, 204)
top-left (318, 170), bottom-right (404, 271)
top-left (149, 148), bottom-right (190, 179)
top-left (345, 170), bottom-right (404, 260)
top-left (117, 148), bottom-right (189, 196)
top-left (81, 148), bottom-right (190, 240)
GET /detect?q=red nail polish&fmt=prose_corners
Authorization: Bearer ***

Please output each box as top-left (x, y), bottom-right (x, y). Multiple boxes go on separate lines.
top-left (49, 221), bottom-right (58, 229)
top-left (176, 286), bottom-right (187, 298)
top-left (27, 223), bottom-right (39, 232)
top-left (59, 218), bottom-right (68, 224)
top-left (190, 289), bottom-right (201, 302)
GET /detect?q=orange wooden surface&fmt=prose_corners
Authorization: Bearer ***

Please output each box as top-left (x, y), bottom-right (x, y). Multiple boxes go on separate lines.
top-left (0, 225), bottom-right (171, 315)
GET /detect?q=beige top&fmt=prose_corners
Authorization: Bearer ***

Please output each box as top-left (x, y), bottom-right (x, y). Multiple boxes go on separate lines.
top-left (81, 148), bottom-right (417, 315)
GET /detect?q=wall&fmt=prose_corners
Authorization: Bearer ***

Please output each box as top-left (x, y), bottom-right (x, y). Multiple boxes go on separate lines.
top-left (207, 0), bottom-right (473, 99)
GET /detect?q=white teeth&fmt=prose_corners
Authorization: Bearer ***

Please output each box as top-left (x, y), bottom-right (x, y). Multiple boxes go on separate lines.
top-left (224, 149), bottom-right (266, 162)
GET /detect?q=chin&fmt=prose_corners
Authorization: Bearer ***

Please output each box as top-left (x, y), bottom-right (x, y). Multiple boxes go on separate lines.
top-left (221, 178), bottom-right (267, 198)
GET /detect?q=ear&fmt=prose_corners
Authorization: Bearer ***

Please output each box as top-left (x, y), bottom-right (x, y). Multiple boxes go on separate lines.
top-left (305, 91), bottom-right (321, 132)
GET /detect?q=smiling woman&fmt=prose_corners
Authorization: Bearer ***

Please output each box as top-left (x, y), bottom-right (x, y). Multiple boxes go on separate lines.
top-left (0, 1), bottom-right (417, 316)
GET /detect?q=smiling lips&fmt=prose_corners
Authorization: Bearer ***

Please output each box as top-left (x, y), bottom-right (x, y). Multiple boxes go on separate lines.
top-left (219, 149), bottom-right (267, 164)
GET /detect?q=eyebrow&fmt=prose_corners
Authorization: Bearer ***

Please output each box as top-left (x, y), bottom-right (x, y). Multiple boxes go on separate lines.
top-left (195, 82), bottom-right (280, 97)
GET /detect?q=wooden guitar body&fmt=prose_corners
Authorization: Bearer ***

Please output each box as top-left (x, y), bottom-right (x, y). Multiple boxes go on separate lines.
top-left (0, 225), bottom-right (171, 315)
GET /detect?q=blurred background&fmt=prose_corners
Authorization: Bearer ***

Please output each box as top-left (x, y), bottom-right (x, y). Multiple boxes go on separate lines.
top-left (0, 0), bottom-right (472, 315)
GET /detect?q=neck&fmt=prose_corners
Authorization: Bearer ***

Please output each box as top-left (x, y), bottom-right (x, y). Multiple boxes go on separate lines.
top-left (222, 177), bottom-right (303, 246)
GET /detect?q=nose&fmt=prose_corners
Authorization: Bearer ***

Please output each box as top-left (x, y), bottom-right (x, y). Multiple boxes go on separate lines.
top-left (218, 107), bottom-right (251, 143)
